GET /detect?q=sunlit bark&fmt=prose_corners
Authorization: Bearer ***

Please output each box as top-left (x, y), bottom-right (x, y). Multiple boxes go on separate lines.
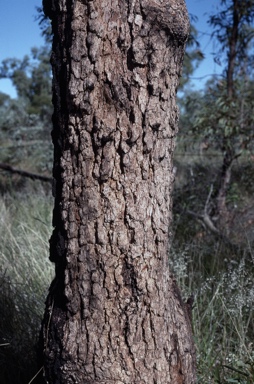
top-left (41, 1), bottom-right (196, 383)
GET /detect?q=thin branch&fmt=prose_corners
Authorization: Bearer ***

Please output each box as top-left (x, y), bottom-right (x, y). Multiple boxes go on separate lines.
top-left (0, 162), bottom-right (52, 183)
top-left (204, 184), bottom-right (214, 215)
top-left (187, 184), bottom-right (231, 239)
top-left (27, 367), bottom-right (44, 384)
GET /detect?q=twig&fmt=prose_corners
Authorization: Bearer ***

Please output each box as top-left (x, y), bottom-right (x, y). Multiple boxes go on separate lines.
top-left (223, 364), bottom-right (249, 377)
top-left (204, 184), bottom-right (213, 215)
top-left (45, 298), bottom-right (54, 349)
top-left (27, 366), bottom-right (43, 384)
top-left (0, 162), bottom-right (52, 183)
top-left (27, 299), bottom-right (54, 384)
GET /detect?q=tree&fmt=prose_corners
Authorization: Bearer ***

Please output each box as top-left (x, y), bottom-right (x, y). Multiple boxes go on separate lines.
top-left (207, 0), bottom-right (254, 224)
top-left (40, 1), bottom-right (196, 383)
top-left (0, 45), bottom-right (52, 121)
top-left (209, 0), bottom-right (254, 98)
top-left (176, 0), bottom-right (254, 238)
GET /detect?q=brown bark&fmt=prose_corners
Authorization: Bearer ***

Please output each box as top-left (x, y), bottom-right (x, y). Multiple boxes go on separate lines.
top-left (41, 0), bottom-right (195, 383)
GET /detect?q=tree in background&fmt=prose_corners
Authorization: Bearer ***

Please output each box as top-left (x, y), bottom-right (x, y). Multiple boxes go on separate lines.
top-left (176, 0), bottom-right (254, 238)
top-left (0, 45), bottom-right (52, 121)
top-left (40, 0), bottom-right (196, 383)
top-left (207, 0), bottom-right (254, 225)
top-left (0, 33), bottom-right (53, 177)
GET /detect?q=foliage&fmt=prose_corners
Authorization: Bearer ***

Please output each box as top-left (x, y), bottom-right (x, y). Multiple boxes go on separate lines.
top-left (0, 44), bottom-right (53, 181)
top-left (177, 0), bottom-right (254, 233)
top-left (0, 102), bottom-right (53, 181)
top-left (0, 45), bottom-right (52, 121)
top-left (191, 79), bottom-right (254, 156)
top-left (35, 6), bottom-right (52, 45)
top-left (209, 0), bottom-right (254, 70)
top-left (180, 0), bottom-right (254, 152)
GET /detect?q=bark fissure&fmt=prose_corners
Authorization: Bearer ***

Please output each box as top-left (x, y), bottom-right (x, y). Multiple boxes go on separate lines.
top-left (41, 0), bottom-right (195, 383)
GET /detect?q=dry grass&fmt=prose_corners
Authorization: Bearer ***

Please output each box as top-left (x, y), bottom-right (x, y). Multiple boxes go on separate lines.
top-left (170, 241), bottom-right (254, 383)
top-left (0, 183), bottom-right (253, 383)
top-left (0, 186), bottom-right (53, 384)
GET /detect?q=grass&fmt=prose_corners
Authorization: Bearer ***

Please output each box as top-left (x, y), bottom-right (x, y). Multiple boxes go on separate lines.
top-left (0, 184), bottom-right (54, 384)
top-left (172, 144), bottom-right (254, 382)
top-left (0, 178), bottom-right (253, 383)
top-left (170, 240), bottom-right (254, 383)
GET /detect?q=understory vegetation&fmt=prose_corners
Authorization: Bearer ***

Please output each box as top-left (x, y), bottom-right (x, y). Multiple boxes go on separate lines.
top-left (171, 153), bottom-right (254, 384)
top-left (171, 239), bottom-right (254, 384)
top-left (0, 1), bottom-right (254, 383)
top-left (0, 184), bottom-right (53, 384)
top-left (0, 158), bottom-right (253, 384)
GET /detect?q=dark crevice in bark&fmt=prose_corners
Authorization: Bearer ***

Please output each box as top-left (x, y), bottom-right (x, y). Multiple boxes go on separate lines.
top-left (50, 227), bottom-right (66, 262)
top-left (129, 108), bottom-right (136, 124)
top-left (123, 79), bottom-right (133, 103)
top-left (123, 315), bottom-right (135, 366)
top-left (151, 123), bottom-right (161, 132)
top-left (122, 258), bottom-right (140, 304)
top-left (127, 47), bottom-right (147, 71)
top-left (116, 145), bottom-right (126, 175)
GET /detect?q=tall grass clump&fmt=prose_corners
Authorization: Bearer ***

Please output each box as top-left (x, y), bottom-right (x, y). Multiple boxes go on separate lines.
top-left (170, 241), bottom-right (254, 383)
top-left (0, 185), bottom-right (53, 384)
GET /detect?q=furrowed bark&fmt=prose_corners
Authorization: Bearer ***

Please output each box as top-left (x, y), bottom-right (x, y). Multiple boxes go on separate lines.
top-left (41, 1), bottom-right (195, 383)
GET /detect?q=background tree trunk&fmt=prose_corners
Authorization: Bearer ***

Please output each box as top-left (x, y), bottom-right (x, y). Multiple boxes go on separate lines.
top-left (41, 0), bottom-right (196, 383)
top-left (216, 0), bottom-right (240, 229)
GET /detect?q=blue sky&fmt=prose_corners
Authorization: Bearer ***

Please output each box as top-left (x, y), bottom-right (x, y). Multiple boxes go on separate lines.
top-left (0, 0), bottom-right (222, 98)
top-left (186, 0), bottom-right (222, 88)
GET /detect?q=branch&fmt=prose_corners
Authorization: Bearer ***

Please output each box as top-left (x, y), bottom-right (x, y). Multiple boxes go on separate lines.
top-left (186, 184), bottom-right (230, 240)
top-left (0, 162), bottom-right (52, 183)
top-left (204, 184), bottom-right (213, 215)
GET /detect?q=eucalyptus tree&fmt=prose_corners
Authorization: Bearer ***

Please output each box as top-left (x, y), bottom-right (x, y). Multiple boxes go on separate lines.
top-left (207, 0), bottom-right (254, 224)
top-left (40, 0), bottom-right (196, 383)
top-left (209, 0), bottom-right (254, 98)
top-left (0, 46), bottom-right (52, 120)
top-left (0, 42), bottom-right (53, 172)
top-left (179, 0), bottom-right (254, 234)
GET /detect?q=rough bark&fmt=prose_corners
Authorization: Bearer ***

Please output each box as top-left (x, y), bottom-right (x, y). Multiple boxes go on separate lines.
top-left (41, 0), bottom-right (195, 383)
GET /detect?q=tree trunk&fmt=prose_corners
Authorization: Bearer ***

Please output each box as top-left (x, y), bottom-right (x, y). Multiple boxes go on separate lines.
top-left (41, 0), bottom-right (195, 383)
top-left (226, 0), bottom-right (239, 99)
top-left (216, 0), bottom-right (239, 228)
